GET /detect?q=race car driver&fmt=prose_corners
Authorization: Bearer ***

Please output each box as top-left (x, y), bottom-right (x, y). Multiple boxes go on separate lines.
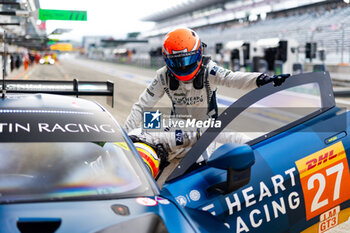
top-left (126, 27), bottom-right (289, 183)
top-left (124, 27), bottom-right (289, 132)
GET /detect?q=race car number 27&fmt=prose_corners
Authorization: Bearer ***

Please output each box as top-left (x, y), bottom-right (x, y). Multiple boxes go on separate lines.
top-left (295, 141), bottom-right (350, 220)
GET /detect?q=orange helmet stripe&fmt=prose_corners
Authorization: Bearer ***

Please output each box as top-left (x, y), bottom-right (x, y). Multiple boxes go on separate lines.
top-left (137, 148), bottom-right (159, 178)
top-left (140, 154), bottom-right (155, 177)
top-left (139, 143), bottom-right (159, 160)
top-left (137, 147), bottom-right (159, 167)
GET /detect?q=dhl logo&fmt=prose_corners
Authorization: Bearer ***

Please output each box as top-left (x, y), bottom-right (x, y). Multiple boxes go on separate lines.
top-left (305, 149), bottom-right (337, 171)
top-left (296, 141), bottom-right (346, 178)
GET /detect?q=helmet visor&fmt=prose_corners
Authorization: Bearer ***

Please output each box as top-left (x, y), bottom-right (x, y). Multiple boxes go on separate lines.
top-left (164, 50), bottom-right (202, 76)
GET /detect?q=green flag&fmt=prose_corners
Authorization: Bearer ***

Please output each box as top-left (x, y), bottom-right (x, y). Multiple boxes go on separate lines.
top-left (39, 8), bottom-right (87, 21)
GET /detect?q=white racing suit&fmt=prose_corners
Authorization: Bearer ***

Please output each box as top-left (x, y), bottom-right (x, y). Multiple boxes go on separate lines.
top-left (125, 56), bottom-right (262, 132)
top-left (125, 56), bottom-right (262, 184)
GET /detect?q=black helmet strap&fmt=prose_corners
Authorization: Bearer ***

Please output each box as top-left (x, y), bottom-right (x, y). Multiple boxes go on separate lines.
top-left (167, 71), bottom-right (179, 91)
top-left (192, 65), bottom-right (205, 90)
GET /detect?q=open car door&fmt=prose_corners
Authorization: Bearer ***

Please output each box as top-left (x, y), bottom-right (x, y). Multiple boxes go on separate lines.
top-left (161, 72), bottom-right (350, 233)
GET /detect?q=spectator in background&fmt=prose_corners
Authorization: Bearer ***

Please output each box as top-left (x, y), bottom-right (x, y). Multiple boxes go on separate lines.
top-left (10, 55), bottom-right (14, 72)
top-left (15, 54), bottom-right (21, 69)
top-left (23, 54), bottom-right (29, 71)
top-left (29, 52), bottom-right (35, 65)
top-left (34, 53), bottom-right (40, 64)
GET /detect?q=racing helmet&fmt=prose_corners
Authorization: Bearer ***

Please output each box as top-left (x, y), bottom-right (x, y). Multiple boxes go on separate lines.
top-left (162, 28), bottom-right (203, 82)
top-left (134, 142), bottom-right (160, 178)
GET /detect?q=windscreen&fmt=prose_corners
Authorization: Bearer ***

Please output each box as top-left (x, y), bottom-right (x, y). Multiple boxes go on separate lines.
top-left (222, 82), bottom-right (322, 141)
top-left (0, 142), bottom-right (154, 203)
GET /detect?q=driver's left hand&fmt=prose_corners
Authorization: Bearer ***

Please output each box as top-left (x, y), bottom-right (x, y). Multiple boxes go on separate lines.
top-left (257, 73), bottom-right (290, 87)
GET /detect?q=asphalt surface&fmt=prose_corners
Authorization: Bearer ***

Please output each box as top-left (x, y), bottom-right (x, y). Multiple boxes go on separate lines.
top-left (6, 55), bottom-right (350, 232)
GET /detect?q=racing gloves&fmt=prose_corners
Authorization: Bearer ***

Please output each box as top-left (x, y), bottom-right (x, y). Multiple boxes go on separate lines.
top-left (256, 73), bottom-right (290, 87)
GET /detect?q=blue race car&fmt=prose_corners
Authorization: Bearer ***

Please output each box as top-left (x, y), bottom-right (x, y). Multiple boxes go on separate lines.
top-left (0, 81), bottom-right (196, 233)
top-left (161, 72), bottom-right (350, 233)
top-left (0, 72), bottom-right (349, 233)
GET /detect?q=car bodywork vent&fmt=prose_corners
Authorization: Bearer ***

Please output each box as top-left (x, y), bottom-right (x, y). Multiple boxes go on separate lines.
top-left (96, 213), bottom-right (169, 233)
top-left (17, 218), bottom-right (61, 233)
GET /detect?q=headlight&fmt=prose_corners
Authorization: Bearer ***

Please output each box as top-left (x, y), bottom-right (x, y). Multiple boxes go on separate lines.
top-left (49, 59), bottom-right (55, 65)
top-left (39, 58), bottom-right (45, 64)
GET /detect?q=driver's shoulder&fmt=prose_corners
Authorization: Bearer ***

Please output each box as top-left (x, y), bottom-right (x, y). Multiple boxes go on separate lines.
top-left (156, 66), bottom-right (167, 76)
top-left (155, 66), bottom-right (168, 86)
top-left (207, 60), bottom-right (227, 79)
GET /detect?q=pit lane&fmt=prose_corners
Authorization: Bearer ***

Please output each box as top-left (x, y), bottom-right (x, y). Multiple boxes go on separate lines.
top-left (6, 55), bottom-right (350, 233)
top-left (9, 55), bottom-right (350, 122)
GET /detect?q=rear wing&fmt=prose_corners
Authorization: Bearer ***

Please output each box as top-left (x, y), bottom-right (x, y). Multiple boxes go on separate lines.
top-left (1, 79), bottom-right (115, 107)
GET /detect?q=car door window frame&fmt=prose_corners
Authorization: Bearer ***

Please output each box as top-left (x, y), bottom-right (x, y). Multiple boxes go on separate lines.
top-left (167, 72), bottom-right (335, 182)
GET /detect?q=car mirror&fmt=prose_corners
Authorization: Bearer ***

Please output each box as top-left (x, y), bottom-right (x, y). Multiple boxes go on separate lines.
top-left (207, 143), bottom-right (255, 195)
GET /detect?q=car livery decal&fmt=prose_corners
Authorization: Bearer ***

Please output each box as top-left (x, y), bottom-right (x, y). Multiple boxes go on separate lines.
top-left (295, 141), bottom-right (350, 220)
top-left (0, 112), bottom-right (121, 142)
top-left (217, 167), bottom-right (300, 233)
top-left (136, 197), bottom-right (158, 206)
top-left (164, 152), bottom-right (305, 233)
top-left (318, 206), bottom-right (340, 233)
top-left (162, 141), bottom-right (350, 233)
top-left (301, 206), bottom-right (350, 233)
